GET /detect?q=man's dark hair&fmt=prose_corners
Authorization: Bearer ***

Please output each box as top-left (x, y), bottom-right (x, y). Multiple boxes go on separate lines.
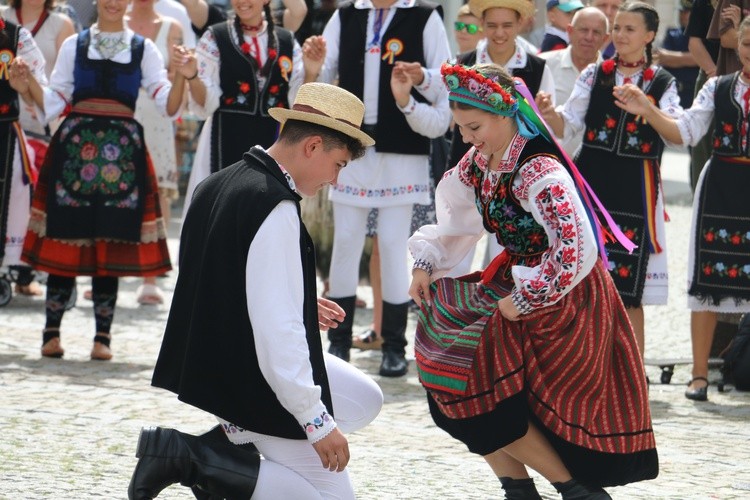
top-left (278, 119), bottom-right (367, 160)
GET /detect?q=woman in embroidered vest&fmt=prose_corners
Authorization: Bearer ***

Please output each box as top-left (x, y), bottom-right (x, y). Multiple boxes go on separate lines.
top-left (536, 1), bottom-right (682, 363)
top-left (409, 63), bottom-right (657, 499)
top-left (0, 19), bottom-right (47, 296)
top-left (21, 0), bottom-right (194, 360)
top-left (614, 16), bottom-right (750, 402)
top-left (182, 0), bottom-right (306, 208)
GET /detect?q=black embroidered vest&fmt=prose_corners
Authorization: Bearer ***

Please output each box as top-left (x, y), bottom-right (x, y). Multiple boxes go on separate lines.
top-left (73, 30), bottom-right (144, 110)
top-left (212, 22), bottom-right (293, 117)
top-left (582, 64), bottom-right (673, 160)
top-left (153, 148), bottom-right (333, 439)
top-left (468, 136), bottom-right (555, 266)
top-left (712, 73), bottom-right (748, 157)
top-left (0, 21), bottom-right (20, 122)
top-left (337, 0), bottom-right (439, 155)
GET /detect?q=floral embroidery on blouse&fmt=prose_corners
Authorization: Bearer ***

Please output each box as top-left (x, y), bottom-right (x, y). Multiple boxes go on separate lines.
top-left (303, 411), bottom-right (332, 435)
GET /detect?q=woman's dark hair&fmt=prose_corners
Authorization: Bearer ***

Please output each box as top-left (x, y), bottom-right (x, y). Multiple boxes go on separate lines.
top-left (9, 0), bottom-right (56, 10)
top-left (233, 3), bottom-right (279, 79)
top-left (449, 63), bottom-right (515, 111)
top-left (607, 1), bottom-right (659, 88)
top-left (278, 119), bottom-right (367, 160)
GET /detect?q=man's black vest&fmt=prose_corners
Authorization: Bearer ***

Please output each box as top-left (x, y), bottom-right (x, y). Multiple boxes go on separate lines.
top-left (152, 147), bottom-right (333, 439)
top-left (337, 0), bottom-right (440, 155)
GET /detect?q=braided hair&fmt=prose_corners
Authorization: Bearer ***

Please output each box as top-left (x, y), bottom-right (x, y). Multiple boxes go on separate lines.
top-left (233, 2), bottom-right (279, 79)
top-left (617, 1), bottom-right (659, 89)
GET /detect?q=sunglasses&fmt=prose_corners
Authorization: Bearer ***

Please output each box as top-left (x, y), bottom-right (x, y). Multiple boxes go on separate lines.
top-left (454, 21), bottom-right (482, 34)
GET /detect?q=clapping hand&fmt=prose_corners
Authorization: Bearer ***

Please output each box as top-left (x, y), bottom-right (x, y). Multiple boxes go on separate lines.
top-left (613, 83), bottom-right (652, 116)
top-left (172, 45), bottom-right (198, 80)
top-left (8, 57), bottom-right (31, 95)
top-left (302, 35), bottom-right (326, 80)
top-left (534, 91), bottom-right (555, 120)
top-left (390, 63), bottom-right (415, 108)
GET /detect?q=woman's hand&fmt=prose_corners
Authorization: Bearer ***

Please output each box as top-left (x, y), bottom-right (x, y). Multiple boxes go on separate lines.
top-left (721, 4), bottom-right (742, 30)
top-left (317, 296), bottom-right (346, 331)
top-left (613, 83), bottom-right (653, 116)
top-left (302, 35), bottom-right (326, 81)
top-left (409, 269), bottom-right (432, 307)
top-left (172, 45), bottom-right (198, 80)
top-left (498, 296), bottom-right (521, 321)
top-left (8, 57), bottom-right (30, 95)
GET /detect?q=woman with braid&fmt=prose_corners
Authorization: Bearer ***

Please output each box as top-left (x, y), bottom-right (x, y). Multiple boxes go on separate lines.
top-left (183, 0), bottom-right (307, 206)
top-left (409, 62), bottom-right (657, 499)
top-left (536, 1), bottom-right (682, 361)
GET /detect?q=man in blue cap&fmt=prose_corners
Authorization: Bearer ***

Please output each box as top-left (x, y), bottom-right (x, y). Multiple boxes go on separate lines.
top-left (542, 0), bottom-right (585, 51)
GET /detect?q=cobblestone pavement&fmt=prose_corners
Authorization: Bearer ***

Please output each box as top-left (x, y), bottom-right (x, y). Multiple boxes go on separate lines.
top-left (1, 150), bottom-right (749, 499)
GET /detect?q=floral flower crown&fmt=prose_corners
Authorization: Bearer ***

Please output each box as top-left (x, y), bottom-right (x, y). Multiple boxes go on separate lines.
top-left (441, 62), bottom-right (518, 116)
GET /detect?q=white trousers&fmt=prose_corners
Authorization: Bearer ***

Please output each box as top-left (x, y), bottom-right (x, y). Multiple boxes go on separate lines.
top-left (328, 203), bottom-right (412, 304)
top-left (249, 354), bottom-right (383, 499)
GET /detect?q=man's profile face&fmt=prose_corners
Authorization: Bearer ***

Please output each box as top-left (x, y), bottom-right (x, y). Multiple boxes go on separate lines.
top-left (297, 141), bottom-right (351, 197)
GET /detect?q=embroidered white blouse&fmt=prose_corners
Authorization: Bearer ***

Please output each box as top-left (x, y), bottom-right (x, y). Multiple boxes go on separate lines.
top-left (409, 134), bottom-right (598, 313)
top-left (674, 75), bottom-right (750, 148)
top-left (43, 27), bottom-right (178, 121)
top-left (556, 63), bottom-right (683, 146)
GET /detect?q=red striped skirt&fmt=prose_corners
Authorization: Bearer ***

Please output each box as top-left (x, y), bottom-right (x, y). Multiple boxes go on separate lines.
top-left (21, 101), bottom-right (171, 277)
top-left (416, 259), bottom-right (655, 456)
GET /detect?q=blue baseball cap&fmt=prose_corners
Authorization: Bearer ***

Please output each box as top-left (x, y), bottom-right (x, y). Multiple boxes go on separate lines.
top-left (546, 0), bottom-right (585, 12)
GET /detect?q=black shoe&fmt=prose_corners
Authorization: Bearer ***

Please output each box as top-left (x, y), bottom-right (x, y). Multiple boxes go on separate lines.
top-left (499, 477), bottom-right (542, 500)
top-left (128, 427), bottom-right (259, 500)
top-left (380, 350), bottom-right (408, 377)
top-left (328, 342), bottom-right (351, 362)
top-left (553, 479), bottom-right (611, 499)
top-left (685, 376), bottom-right (709, 401)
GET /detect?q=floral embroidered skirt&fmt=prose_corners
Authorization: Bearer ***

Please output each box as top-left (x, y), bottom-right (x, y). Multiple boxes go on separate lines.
top-left (415, 259), bottom-right (658, 486)
top-left (22, 103), bottom-right (171, 277)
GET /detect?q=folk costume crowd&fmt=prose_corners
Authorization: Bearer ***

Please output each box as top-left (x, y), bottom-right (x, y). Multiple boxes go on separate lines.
top-left (10, 0), bottom-right (750, 498)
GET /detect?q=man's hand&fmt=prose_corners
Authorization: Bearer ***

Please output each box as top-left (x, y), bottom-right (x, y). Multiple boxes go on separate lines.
top-left (312, 427), bottom-right (350, 472)
top-left (317, 297), bottom-right (345, 331)
top-left (394, 61), bottom-right (425, 86)
top-left (390, 64), bottom-right (414, 108)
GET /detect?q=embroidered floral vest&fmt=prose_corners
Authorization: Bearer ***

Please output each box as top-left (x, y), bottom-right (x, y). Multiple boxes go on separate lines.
top-left (0, 21), bottom-right (21, 122)
top-left (72, 30), bottom-right (144, 110)
top-left (462, 136), bottom-right (552, 266)
top-left (582, 64), bottom-right (673, 160)
top-left (712, 73), bottom-right (749, 157)
top-left (212, 22), bottom-right (293, 117)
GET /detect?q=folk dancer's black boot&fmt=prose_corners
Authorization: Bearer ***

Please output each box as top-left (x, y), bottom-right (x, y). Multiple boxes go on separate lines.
top-left (553, 478), bottom-right (612, 499)
top-left (326, 296), bottom-right (356, 361)
top-left (499, 477), bottom-right (543, 499)
top-left (380, 300), bottom-right (409, 377)
top-left (127, 426), bottom-right (260, 500)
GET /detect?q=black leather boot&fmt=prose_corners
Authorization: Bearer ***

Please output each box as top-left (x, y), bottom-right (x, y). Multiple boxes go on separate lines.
top-left (190, 426), bottom-right (258, 500)
top-left (499, 477), bottom-right (543, 500)
top-left (553, 479), bottom-right (612, 499)
top-left (128, 427), bottom-right (260, 500)
top-left (380, 300), bottom-right (409, 377)
top-left (326, 296), bottom-right (356, 361)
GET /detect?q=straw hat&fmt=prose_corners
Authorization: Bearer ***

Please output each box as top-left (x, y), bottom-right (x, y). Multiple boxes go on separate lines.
top-left (269, 83), bottom-right (375, 147)
top-left (468, 0), bottom-right (535, 19)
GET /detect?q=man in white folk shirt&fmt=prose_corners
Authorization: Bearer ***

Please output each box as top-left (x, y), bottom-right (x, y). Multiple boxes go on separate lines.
top-left (302, 0), bottom-right (452, 377)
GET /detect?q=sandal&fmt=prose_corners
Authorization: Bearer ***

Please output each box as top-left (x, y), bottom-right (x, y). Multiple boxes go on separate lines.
top-left (41, 329), bottom-right (64, 358)
top-left (15, 282), bottom-right (43, 296)
top-left (352, 329), bottom-right (383, 350)
top-left (91, 333), bottom-right (113, 361)
top-left (136, 283), bottom-right (164, 305)
top-left (685, 376), bottom-right (709, 402)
